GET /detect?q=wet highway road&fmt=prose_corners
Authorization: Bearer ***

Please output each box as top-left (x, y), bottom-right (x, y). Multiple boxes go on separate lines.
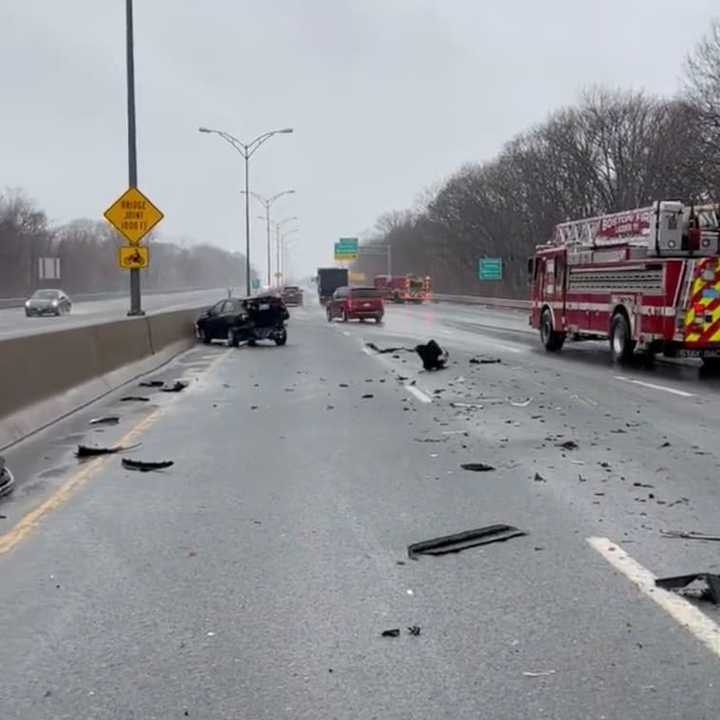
top-left (0, 288), bottom-right (224, 340)
top-left (1, 297), bottom-right (720, 719)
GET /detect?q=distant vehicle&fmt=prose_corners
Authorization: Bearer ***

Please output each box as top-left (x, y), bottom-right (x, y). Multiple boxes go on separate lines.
top-left (326, 286), bottom-right (384, 323)
top-left (530, 200), bottom-right (720, 366)
top-left (374, 274), bottom-right (431, 303)
top-left (317, 267), bottom-right (349, 305)
top-left (195, 294), bottom-right (289, 347)
top-left (25, 289), bottom-right (72, 317)
top-left (281, 285), bottom-right (304, 306)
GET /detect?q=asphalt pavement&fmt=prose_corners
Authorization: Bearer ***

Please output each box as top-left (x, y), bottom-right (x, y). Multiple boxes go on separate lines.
top-left (2, 295), bottom-right (720, 719)
top-left (0, 289), bottom-right (224, 340)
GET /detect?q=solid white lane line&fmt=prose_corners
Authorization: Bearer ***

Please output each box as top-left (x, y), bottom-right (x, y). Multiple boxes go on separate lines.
top-left (405, 385), bottom-right (432, 404)
top-left (587, 537), bottom-right (720, 656)
top-left (614, 376), bottom-right (695, 398)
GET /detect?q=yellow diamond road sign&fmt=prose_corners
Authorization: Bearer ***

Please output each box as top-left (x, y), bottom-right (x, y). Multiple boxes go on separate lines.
top-left (104, 187), bottom-right (164, 245)
top-left (118, 245), bottom-right (149, 270)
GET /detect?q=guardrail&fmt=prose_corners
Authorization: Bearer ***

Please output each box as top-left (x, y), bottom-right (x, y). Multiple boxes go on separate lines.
top-left (0, 306), bottom-right (204, 449)
top-left (432, 293), bottom-right (530, 310)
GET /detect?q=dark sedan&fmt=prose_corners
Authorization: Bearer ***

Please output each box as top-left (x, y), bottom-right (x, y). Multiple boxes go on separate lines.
top-left (281, 285), bottom-right (303, 306)
top-left (25, 289), bottom-right (72, 317)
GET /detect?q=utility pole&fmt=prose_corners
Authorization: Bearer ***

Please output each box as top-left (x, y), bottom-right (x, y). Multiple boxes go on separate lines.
top-left (125, 0), bottom-right (143, 316)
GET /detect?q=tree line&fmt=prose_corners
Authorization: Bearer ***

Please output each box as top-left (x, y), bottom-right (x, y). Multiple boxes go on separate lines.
top-left (352, 21), bottom-right (720, 298)
top-left (0, 189), bottom-right (252, 298)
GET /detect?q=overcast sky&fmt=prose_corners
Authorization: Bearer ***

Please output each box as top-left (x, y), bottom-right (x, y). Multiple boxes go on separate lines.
top-left (2, 1), bottom-right (717, 278)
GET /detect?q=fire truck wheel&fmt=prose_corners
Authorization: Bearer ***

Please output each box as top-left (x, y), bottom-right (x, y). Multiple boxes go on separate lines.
top-left (610, 313), bottom-right (635, 363)
top-left (540, 309), bottom-right (565, 352)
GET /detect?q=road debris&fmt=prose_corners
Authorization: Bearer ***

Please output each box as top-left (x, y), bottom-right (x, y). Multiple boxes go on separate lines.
top-left (655, 573), bottom-right (720, 604)
top-left (510, 398), bottom-right (533, 408)
top-left (120, 396), bottom-right (150, 402)
top-left (407, 625), bottom-right (421, 636)
top-left (523, 670), bottom-right (556, 678)
top-left (415, 340), bottom-right (448, 371)
top-left (660, 530), bottom-right (720, 541)
top-left (659, 441), bottom-right (671, 448)
top-left (469, 357), bottom-right (501, 364)
top-left (121, 458), bottom-right (174, 472)
top-left (361, 393), bottom-right (374, 399)
top-left (534, 472), bottom-right (547, 482)
top-left (162, 380), bottom-right (189, 393)
top-left (0, 457), bottom-right (15, 498)
top-left (139, 380), bottom-right (164, 388)
top-left (460, 463), bottom-right (495, 472)
top-left (365, 342), bottom-right (410, 354)
top-left (89, 416), bottom-right (120, 426)
top-left (555, 440), bottom-right (578, 450)
top-left (633, 482), bottom-right (654, 488)
top-left (381, 629), bottom-right (400, 637)
top-left (408, 524), bottom-right (527, 558)
top-left (76, 443), bottom-right (140, 457)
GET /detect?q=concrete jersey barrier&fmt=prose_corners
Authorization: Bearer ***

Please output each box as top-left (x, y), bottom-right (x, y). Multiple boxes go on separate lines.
top-left (432, 293), bottom-right (530, 310)
top-left (0, 306), bottom-right (205, 449)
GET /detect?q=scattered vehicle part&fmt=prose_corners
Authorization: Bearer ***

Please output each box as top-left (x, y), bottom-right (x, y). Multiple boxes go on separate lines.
top-left (555, 440), bottom-right (578, 450)
top-left (655, 573), bottom-right (720, 604)
top-left (0, 457), bottom-right (15, 498)
top-left (659, 441), bottom-right (672, 448)
top-left (534, 472), bottom-right (547, 482)
top-left (523, 670), bottom-right (556, 678)
top-left (408, 524), bottom-right (527, 558)
top-left (469, 357), bottom-right (501, 364)
top-left (365, 342), bottom-right (409, 354)
top-left (461, 463), bottom-right (495, 472)
top-left (162, 380), bottom-right (189, 393)
top-left (121, 459), bottom-right (174, 472)
top-left (415, 340), bottom-right (448, 371)
top-left (660, 530), bottom-right (720, 541)
top-left (361, 393), bottom-right (374, 399)
top-left (407, 625), bottom-right (421, 636)
top-left (381, 629), bottom-right (400, 637)
top-left (120, 396), bottom-right (150, 402)
top-left (139, 380), bottom-right (164, 388)
top-left (89, 416), bottom-right (120, 426)
top-left (633, 482), bottom-right (654, 488)
top-left (510, 398), bottom-right (533, 407)
top-left (76, 443), bottom-right (140, 458)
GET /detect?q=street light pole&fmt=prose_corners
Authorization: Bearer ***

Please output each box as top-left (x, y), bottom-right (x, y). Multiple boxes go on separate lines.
top-left (271, 216), bottom-right (298, 286)
top-left (125, 0), bottom-right (143, 316)
top-left (198, 126), bottom-right (293, 294)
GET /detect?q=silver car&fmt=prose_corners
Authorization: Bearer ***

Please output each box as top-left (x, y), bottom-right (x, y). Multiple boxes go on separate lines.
top-left (25, 289), bottom-right (72, 317)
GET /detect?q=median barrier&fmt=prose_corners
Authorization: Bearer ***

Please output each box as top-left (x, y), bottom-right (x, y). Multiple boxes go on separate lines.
top-left (0, 307), bottom-right (204, 449)
top-left (432, 293), bottom-right (529, 310)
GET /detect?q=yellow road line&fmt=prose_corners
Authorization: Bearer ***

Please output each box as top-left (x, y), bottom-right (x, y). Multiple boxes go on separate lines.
top-left (0, 348), bottom-right (230, 556)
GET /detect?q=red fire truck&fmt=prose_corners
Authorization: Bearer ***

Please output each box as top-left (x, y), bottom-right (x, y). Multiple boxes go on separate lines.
top-left (530, 201), bottom-right (720, 366)
top-left (374, 274), bottom-right (432, 303)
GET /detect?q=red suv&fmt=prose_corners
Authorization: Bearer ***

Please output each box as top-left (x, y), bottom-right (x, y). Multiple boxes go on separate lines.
top-left (326, 286), bottom-right (384, 323)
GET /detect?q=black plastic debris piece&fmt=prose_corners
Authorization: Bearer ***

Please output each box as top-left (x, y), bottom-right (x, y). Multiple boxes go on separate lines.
top-left (365, 342), bottom-right (410, 354)
top-left (408, 524), bottom-right (527, 558)
top-left (415, 340), bottom-right (448, 371)
top-left (361, 393), bottom-right (374, 399)
top-left (0, 456), bottom-right (15, 498)
top-left (381, 628), bottom-right (400, 637)
top-left (139, 380), bottom-right (164, 388)
top-left (469, 357), bottom-right (501, 365)
top-left (461, 463), bottom-right (495, 472)
top-left (659, 441), bottom-right (671, 448)
top-left (610, 429), bottom-right (627, 434)
top-left (89, 416), bottom-right (120, 426)
top-left (76, 443), bottom-right (140, 458)
top-left (162, 381), bottom-right (189, 393)
top-left (121, 458), bottom-right (174, 472)
top-left (655, 573), bottom-right (720, 604)
top-left (339, 383), bottom-right (349, 388)
top-left (555, 440), bottom-right (578, 451)
top-left (633, 482), bottom-right (654, 488)
top-left (534, 472), bottom-right (547, 482)
top-left (660, 530), bottom-right (720, 541)
top-left (120, 396), bottom-right (150, 402)
top-left (407, 625), bottom-right (421, 636)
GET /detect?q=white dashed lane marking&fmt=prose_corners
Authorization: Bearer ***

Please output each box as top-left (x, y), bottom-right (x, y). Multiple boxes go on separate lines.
top-left (614, 376), bottom-right (695, 398)
top-left (588, 537), bottom-right (720, 656)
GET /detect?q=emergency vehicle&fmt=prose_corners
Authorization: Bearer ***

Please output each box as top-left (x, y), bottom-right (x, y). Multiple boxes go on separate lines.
top-left (373, 274), bottom-right (432, 303)
top-left (529, 201), bottom-right (720, 366)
